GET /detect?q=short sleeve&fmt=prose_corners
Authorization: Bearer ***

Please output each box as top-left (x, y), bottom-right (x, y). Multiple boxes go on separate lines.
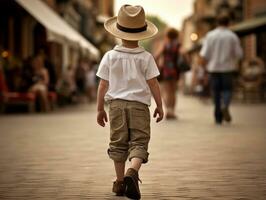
top-left (145, 54), bottom-right (160, 80)
top-left (96, 53), bottom-right (109, 81)
top-left (233, 35), bottom-right (243, 59)
top-left (200, 37), bottom-right (210, 60)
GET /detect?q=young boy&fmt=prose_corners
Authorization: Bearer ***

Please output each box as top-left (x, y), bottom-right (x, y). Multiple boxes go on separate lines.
top-left (96, 5), bottom-right (164, 199)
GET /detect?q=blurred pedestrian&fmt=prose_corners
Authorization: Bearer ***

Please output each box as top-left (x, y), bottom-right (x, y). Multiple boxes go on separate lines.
top-left (96, 5), bottom-right (163, 199)
top-left (56, 65), bottom-right (77, 105)
top-left (38, 49), bottom-right (57, 91)
top-left (85, 61), bottom-right (97, 103)
top-left (75, 58), bottom-right (87, 95)
top-left (199, 15), bottom-right (243, 124)
top-left (29, 55), bottom-right (50, 112)
top-left (155, 28), bottom-right (180, 119)
top-left (193, 64), bottom-right (210, 98)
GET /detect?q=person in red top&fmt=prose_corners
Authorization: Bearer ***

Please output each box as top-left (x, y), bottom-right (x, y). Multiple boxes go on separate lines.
top-left (155, 28), bottom-right (180, 119)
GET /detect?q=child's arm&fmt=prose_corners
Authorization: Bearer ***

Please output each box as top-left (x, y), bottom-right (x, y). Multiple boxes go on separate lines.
top-left (97, 79), bottom-right (109, 127)
top-left (146, 78), bottom-right (164, 122)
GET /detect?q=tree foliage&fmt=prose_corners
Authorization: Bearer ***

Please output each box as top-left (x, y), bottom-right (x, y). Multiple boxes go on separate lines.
top-left (140, 15), bottom-right (167, 51)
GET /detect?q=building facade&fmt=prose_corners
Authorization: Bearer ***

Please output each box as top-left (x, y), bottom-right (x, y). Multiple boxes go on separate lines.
top-left (180, 0), bottom-right (244, 94)
top-left (51, 0), bottom-right (115, 57)
top-left (181, 0), bottom-right (266, 100)
top-left (242, 0), bottom-right (266, 63)
top-left (181, 0), bottom-right (244, 52)
top-left (0, 0), bottom-right (113, 78)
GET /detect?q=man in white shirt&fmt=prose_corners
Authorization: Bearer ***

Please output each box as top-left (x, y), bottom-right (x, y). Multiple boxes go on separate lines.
top-left (200, 15), bottom-right (243, 124)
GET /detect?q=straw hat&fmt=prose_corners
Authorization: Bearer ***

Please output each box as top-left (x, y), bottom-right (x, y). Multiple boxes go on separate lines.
top-left (104, 5), bottom-right (158, 41)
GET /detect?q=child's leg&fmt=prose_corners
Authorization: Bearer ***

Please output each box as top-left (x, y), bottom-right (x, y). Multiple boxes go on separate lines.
top-left (124, 157), bottom-right (143, 199)
top-left (113, 161), bottom-right (126, 196)
top-left (124, 102), bottom-right (150, 199)
top-left (114, 161), bottom-right (126, 181)
top-left (130, 157), bottom-right (142, 171)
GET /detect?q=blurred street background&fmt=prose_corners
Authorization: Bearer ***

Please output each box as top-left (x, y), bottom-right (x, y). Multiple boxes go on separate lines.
top-left (0, 0), bottom-right (266, 199)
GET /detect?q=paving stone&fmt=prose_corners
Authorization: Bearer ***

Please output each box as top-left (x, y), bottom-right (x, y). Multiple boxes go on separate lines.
top-left (0, 95), bottom-right (265, 199)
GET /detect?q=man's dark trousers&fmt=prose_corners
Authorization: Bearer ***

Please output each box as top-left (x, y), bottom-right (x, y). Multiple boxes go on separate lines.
top-left (210, 72), bottom-right (234, 123)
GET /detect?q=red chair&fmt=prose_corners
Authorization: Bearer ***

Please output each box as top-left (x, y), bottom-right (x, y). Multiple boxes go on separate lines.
top-left (0, 70), bottom-right (36, 113)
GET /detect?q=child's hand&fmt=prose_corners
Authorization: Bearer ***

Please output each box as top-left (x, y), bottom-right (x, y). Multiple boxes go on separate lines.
top-left (153, 107), bottom-right (164, 123)
top-left (97, 110), bottom-right (108, 127)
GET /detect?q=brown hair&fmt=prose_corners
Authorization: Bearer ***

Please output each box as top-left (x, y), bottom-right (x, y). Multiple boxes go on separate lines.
top-left (166, 28), bottom-right (179, 40)
top-left (217, 15), bottom-right (230, 26)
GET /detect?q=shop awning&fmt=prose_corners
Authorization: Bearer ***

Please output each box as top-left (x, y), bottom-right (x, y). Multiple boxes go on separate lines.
top-left (231, 15), bottom-right (266, 36)
top-left (16, 0), bottom-right (99, 59)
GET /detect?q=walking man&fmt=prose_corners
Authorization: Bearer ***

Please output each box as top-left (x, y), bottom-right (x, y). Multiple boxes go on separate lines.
top-left (200, 15), bottom-right (243, 124)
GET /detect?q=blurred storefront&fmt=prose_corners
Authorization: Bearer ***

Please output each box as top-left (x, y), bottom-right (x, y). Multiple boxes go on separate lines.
top-left (231, 0), bottom-right (266, 101)
top-left (0, 0), bottom-right (115, 112)
top-left (0, 0), bottom-right (99, 76)
top-left (232, 0), bottom-right (266, 64)
top-left (181, 0), bottom-right (266, 101)
top-left (181, 0), bottom-right (244, 95)
top-left (181, 0), bottom-right (243, 52)
top-left (53, 0), bottom-right (115, 57)
top-left (0, 0), bottom-right (116, 72)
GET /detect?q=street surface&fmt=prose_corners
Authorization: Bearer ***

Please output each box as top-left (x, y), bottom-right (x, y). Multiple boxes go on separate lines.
top-left (0, 95), bottom-right (266, 200)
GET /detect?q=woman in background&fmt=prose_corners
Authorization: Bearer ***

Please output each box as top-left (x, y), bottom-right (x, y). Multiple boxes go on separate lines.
top-left (155, 28), bottom-right (180, 119)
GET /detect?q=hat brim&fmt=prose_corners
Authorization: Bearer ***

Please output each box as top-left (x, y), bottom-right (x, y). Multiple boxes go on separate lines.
top-left (104, 16), bottom-right (158, 41)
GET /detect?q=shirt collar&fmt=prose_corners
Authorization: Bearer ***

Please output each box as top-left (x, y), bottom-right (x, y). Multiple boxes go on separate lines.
top-left (113, 45), bottom-right (145, 54)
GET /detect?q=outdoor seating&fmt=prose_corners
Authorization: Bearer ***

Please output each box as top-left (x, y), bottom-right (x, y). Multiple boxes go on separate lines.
top-left (0, 70), bottom-right (36, 113)
top-left (239, 58), bottom-right (265, 102)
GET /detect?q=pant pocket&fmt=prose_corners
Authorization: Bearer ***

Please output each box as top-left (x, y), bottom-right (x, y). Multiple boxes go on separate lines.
top-left (109, 107), bottom-right (124, 131)
top-left (129, 107), bottom-right (150, 130)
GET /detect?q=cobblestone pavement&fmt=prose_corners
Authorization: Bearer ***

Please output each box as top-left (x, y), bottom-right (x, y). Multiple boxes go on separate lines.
top-left (0, 95), bottom-right (266, 200)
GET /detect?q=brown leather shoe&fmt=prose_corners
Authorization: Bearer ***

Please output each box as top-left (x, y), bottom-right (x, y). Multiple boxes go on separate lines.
top-left (124, 168), bottom-right (141, 199)
top-left (112, 180), bottom-right (125, 196)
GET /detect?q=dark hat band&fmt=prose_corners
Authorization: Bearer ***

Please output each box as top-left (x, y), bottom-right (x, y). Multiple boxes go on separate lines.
top-left (116, 23), bottom-right (147, 33)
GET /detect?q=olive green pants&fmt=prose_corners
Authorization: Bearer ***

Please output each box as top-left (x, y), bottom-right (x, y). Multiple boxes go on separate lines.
top-left (108, 99), bottom-right (150, 163)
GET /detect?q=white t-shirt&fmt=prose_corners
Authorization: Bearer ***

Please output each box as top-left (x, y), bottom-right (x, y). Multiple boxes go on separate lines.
top-left (200, 27), bottom-right (243, 73)
top-left (96, 45), bottom-right (160, 105)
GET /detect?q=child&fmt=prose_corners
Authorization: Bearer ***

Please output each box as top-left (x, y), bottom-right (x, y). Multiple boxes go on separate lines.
top-left (96, 5), bottom-right (164, 199)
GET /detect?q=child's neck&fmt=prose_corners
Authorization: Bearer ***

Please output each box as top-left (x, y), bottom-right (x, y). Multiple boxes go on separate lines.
top-left (121, 40), bottom-right (139, 48)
